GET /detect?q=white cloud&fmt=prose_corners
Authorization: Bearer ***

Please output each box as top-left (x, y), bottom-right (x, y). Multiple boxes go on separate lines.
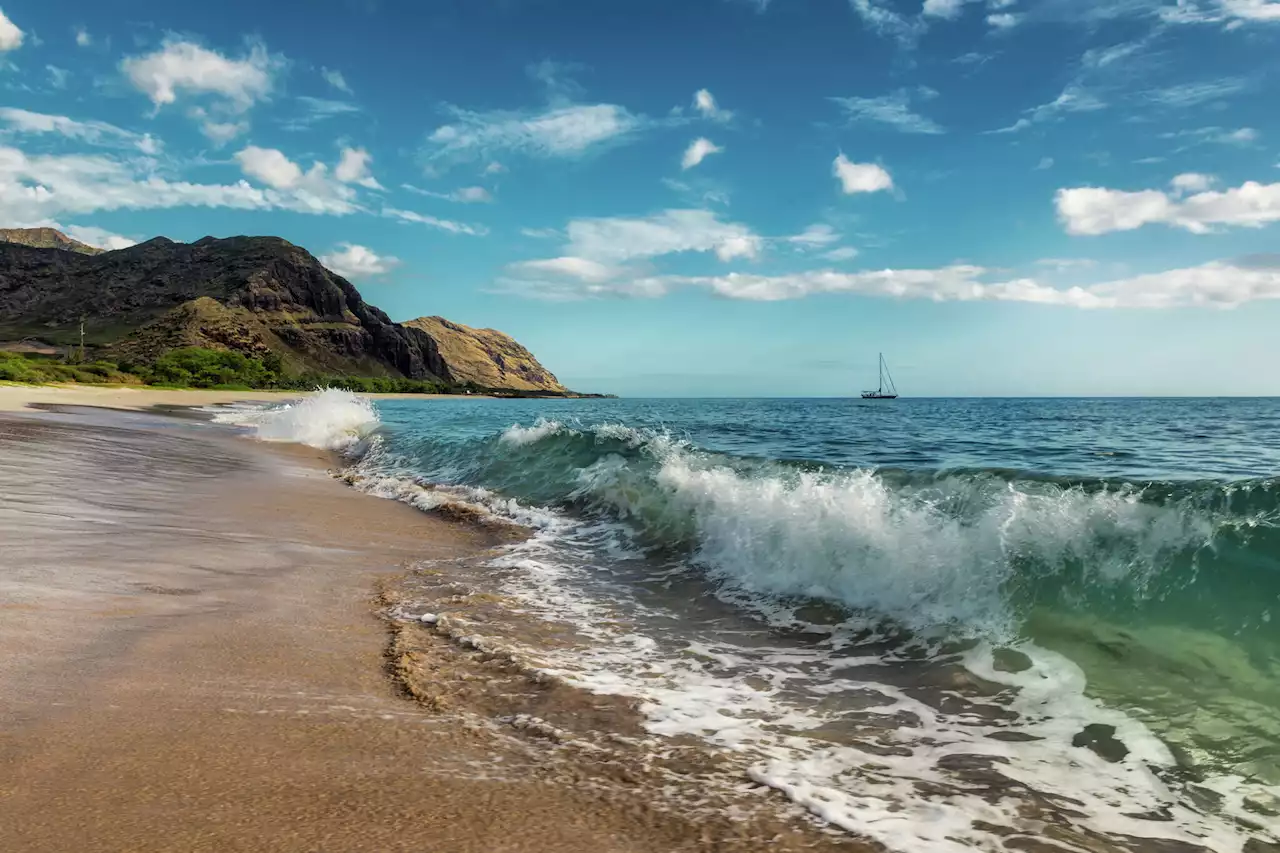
top-left (231, 145), bottom-right (364, 214)
top-left (235, 146), bottom-right (302, 189)
top-left (200, 119), bottom-right (248, 145)
top-left (693, 89), bottom-right (733, 122)
top-left (403, 183), bottom-right (492, 203)
top-left (823, 246), bottom-right (860, 262)
top-left (74, 26), bottom-right (90, 47)
top-left (63, 225), bottom-right (136, 251)
top-left (498, 254), bottom-right (1280, 309)
top-left (0, 143), bottom-right (361, 223)
top-left (564, 209), bottom-right (762, 263)
top-left (991, 85), bottom-right (1106, 133)
top-left (833, 154), bottom-right (893, 195)
top-left (1145, 78), bottom-right (1247, 108)
top-left (510, 256), bottom-right (617, 283)
top-left (483, 161), bottom-right (506, 175)
top-left (320, 243), bottom-right (400, 279)
top-left (831, 90), bottom-right (944, 134)
top-left (334, 146), bottom-right (381, 188)
top-left (0, 108), bottom-right (149, 150)
top-left (787, 223), bottom-right (841, 249)
top-left (1162, 0), bottom-right (1280, 24)
top-left (1171, 172), bottom-right (1214, 193)
top-left (0, 9), bottom-right (23, 52)
top-left (987, 12), bottom-right (1019, 27)
top-left (681, 137), bottom-right (723, 170)
top-left (847, 0), bottom-right (922, 42)
top-left (426, 103), bottom-right (643, 166)
top-left (1037, 157), bottom-right (1055, 170)
top-left (923, 0), bottom-right (968, 18)
top-left (321, 67), bottom-right (351, 94)
top-left (1160, 126), bottom-right (1259, 149)
top-left (382, 206), bottom-right (486, 236)
top-left (121, 39), bottom-right (277, 111)
top-left (1056, 176), bottom-right (1280, 235)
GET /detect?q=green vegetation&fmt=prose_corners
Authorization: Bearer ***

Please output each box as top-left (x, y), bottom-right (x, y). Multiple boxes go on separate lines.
top-left (0, 348), bottom-right (450, 394)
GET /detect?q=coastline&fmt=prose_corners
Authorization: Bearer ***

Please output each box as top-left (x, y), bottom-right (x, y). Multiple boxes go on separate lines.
top-left (0, 391), bottom-right (864, 852)
top-left (0, 384), bottom-right (482, 413)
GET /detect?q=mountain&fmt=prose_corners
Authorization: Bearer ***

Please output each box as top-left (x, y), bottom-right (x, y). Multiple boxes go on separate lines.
top-left (0, 235), bottom-right (450, 381)
top-left (403, 316), bottom-right (565, 393)
top-left (0, 227), bottom-right (104, 255)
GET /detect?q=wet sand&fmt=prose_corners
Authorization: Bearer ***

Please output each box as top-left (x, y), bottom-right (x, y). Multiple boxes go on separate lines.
top-left (0, 399), bottom-right (864, 852)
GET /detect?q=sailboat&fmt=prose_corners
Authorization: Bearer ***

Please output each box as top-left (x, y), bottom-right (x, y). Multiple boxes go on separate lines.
top-left (861, 353), bottom-right (899, 399)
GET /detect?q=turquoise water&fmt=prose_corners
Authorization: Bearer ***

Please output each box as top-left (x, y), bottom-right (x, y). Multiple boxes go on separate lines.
top-left (227, 395), bottom-right (1280, 852)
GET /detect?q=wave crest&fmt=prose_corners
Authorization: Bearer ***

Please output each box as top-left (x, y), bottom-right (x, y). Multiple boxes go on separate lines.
top-left (213, 389), bottom-right (380, 451)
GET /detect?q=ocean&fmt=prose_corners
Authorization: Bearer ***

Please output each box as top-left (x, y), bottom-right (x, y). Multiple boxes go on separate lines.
top-left (216, 393), bottom-right (1280, 853)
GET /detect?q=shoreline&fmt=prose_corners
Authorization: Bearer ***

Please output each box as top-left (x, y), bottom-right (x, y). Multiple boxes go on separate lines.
top-left (0, 384), bottom-right (487, 413)
top-left (0, 395), bottom-right (864, 852)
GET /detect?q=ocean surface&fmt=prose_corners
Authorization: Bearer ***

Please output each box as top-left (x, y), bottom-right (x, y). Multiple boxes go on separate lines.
top-left (217, 394), bottom-right (1280, 853)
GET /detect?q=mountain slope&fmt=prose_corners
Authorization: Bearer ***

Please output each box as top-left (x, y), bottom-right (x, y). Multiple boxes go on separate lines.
top-left (0, 227), bottom-right (104, 255)
top-left (0, 235), bottom-right (451, 381)
top-left (403, 316), bottom-right (566, 393)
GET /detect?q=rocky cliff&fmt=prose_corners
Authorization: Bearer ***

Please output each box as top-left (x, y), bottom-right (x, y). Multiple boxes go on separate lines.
top-left (0, 235), bottom-right (450, 381)
top-left (0, 232), bottom-right (571, 392)
top-left (0, 227), bottom-right (104, 255)
top-left (403, 316), bottom-right (566, 393)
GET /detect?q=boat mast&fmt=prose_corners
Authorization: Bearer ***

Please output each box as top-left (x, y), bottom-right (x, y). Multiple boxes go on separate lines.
top-left (878, 352), bottom-right (884, 394)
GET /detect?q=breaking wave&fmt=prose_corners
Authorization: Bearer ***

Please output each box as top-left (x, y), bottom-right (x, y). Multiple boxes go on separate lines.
top-left (212, 389), bottom-right (380, 452)
top-left (377, 417), bottom-right (1280, 641)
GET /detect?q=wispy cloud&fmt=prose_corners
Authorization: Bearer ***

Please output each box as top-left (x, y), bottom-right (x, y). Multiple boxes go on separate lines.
top-left (693, 89), bottom-right (734, 122)
top-left (1144, 77), bottom-right (1249, 108)
top-left (402, 183), bottom-right (493, 203)
top-left (424, 102), bottom-right (646, 167)
top-left (831, 88), bottom-right (943, 134)
top-left (382, 206), bottom-right (487, 236)
top-left (321, 67), bottom-right (352, 94)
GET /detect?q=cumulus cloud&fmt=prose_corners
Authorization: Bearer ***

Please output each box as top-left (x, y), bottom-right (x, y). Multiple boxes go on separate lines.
top-left (121, 39), bottom-right (278, 112)
top-left (823, 246), bottom-right (860, 262)
top-left (74, 26), bottom-right (91, 47)
top-left (0, 9), bottom-right (23, 52)
top-left (1056, 176), bottom-right (1280, 235)
top-left (320, 243), bottom-right (400, 279)
top-left (425, 103), bottom-right (644, 167)
top-left (63, 225), bottom-right (137, 251)
top-left (681, 137), bottom-right (723, 170)
top-left (235, 146), bottom-right (303, 189)
top-left (693, 89), bottom-right (733, 122)
top-left (199, 119), bottom-right (248, 145)
top-left (1170, 172), bottom-right (1214, 193)
top-left (334, 146), bottom-right (382, 188)
top-left (833, 154), bottom-right (893, 194)
top-left (831, 89), bottom-right (944, 134)
top-left (381, 206), bottom-right (487, 236)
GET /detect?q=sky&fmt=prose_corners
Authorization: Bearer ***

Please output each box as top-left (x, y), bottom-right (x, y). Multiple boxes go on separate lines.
top-left (2, 0), bottom-right (1280, 396)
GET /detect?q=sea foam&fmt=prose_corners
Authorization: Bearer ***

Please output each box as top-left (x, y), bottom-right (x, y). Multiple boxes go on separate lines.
top-left (212, 389), bottom-right (379, 451)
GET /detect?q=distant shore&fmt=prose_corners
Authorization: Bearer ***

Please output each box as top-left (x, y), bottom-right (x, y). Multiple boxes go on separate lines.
top-left (0, 383), bottom-right (482, 413)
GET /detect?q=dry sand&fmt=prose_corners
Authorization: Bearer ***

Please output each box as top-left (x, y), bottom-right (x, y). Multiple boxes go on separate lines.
top-left (0, 394), bottom-right (866, 852)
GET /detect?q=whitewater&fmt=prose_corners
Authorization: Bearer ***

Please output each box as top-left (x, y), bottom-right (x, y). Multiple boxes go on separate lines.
top-left (214, 392), bottom-right (1280, 852)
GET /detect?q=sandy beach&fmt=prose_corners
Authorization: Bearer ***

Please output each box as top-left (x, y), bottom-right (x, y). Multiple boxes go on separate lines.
top-left (0, 387), bottom-right (863, 853)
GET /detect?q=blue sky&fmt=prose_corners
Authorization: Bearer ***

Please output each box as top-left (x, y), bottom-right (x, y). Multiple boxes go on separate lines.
top-left (2, 0), bottom-right (1280, 396)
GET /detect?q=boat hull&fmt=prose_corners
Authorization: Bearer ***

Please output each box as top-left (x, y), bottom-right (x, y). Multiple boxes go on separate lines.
top-left (861, 393), bottom-right (898, 399)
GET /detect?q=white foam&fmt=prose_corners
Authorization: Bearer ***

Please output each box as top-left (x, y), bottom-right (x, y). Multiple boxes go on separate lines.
top-left (212, 389), bottom-right (379, 451)
top-left (501, 418), bottom-right (567, 446)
